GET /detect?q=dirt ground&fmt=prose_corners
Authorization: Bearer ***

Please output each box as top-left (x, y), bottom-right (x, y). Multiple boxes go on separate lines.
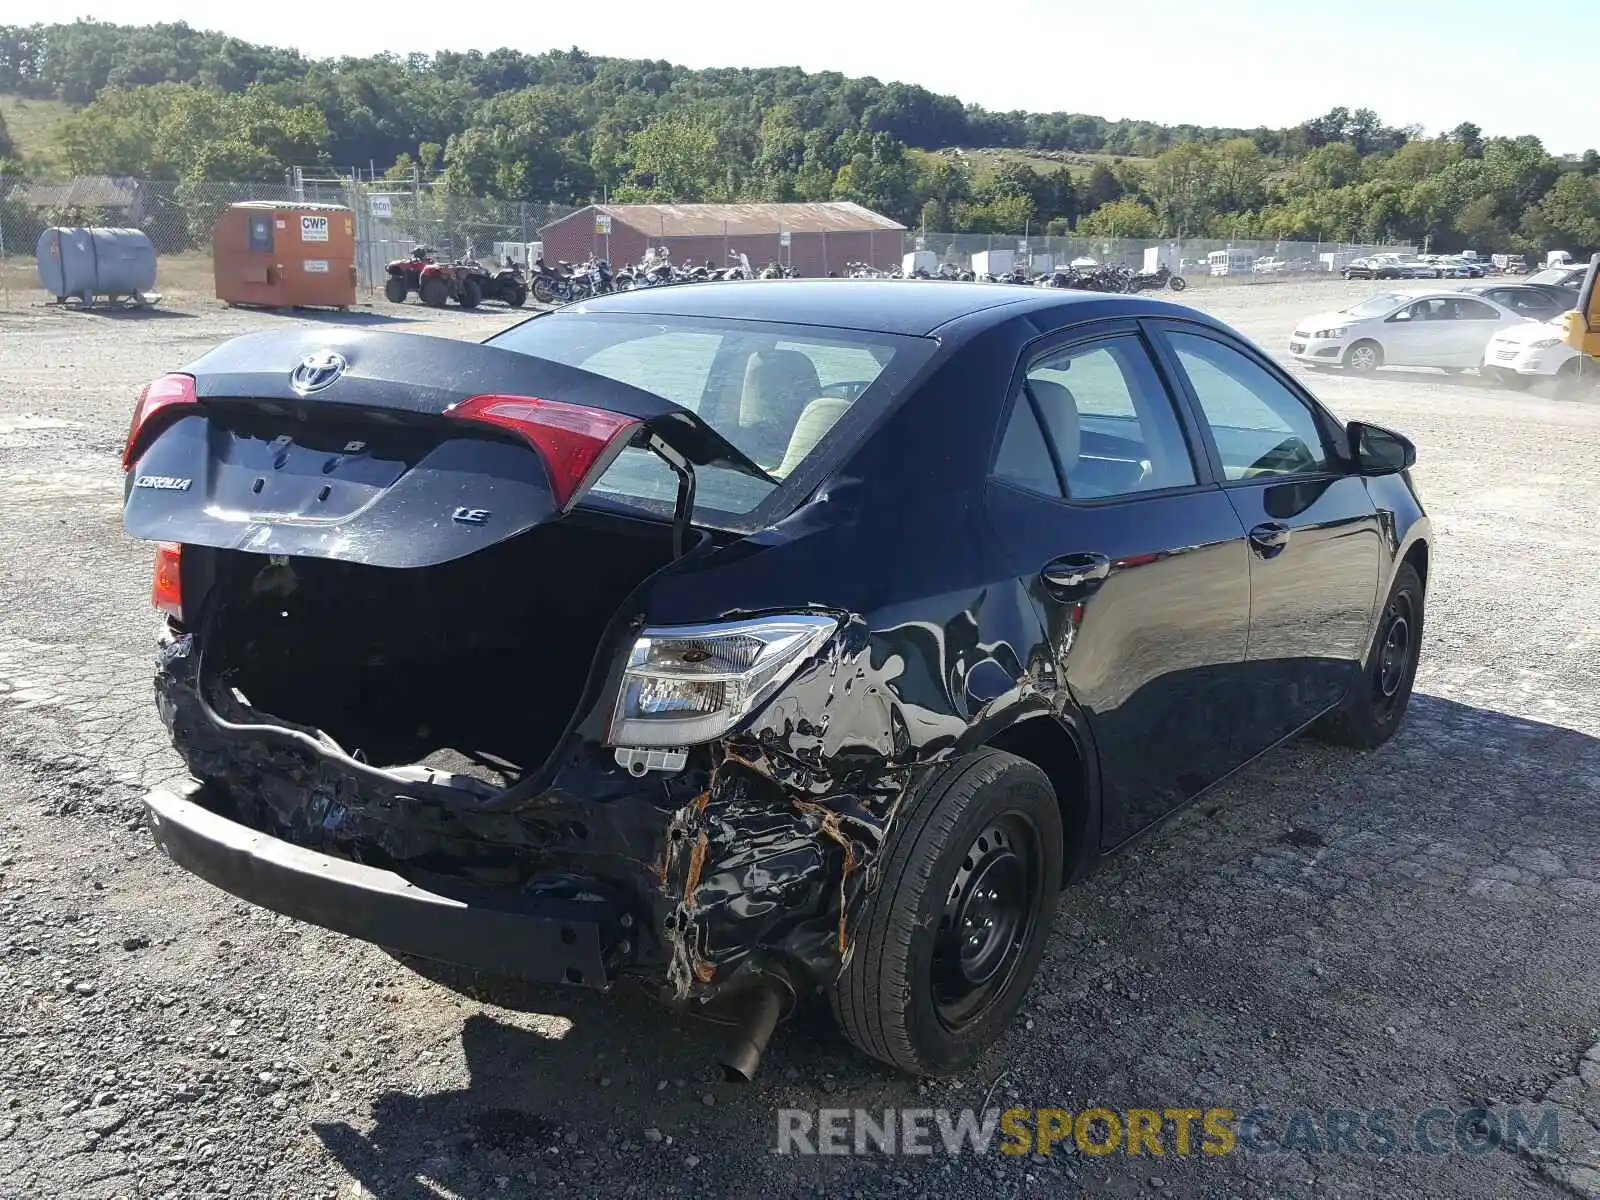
top-left (1, 276), bottom-right (1598, 1200)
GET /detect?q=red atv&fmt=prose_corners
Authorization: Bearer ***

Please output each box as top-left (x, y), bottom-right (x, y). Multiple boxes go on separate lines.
top-left (383, 248), bottom-right (483, 309)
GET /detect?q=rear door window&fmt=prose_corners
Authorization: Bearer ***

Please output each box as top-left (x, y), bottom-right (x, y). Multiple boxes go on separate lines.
top-left (993, 334), bottom-right (1196, 499)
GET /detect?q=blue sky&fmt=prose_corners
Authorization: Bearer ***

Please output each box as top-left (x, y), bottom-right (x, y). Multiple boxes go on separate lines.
top-left (57, 0), bottom-right (1600, 153)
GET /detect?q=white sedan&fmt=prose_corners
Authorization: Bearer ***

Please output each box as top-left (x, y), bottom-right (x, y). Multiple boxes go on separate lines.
top-left (1289, 290), bottom-right (1531, 372)
top-left (1481, 320), bottom-right (1597, 392)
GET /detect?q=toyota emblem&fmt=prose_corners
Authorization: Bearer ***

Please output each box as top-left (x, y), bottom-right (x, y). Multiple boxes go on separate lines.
top-left (289, 349), bottom-right (348, 395)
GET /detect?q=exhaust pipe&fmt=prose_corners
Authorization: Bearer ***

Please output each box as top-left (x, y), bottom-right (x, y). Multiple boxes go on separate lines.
top-left (717, 976), bottom-right (790, 1083)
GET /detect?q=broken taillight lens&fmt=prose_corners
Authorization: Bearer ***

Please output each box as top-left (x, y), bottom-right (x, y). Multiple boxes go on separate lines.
top-left (124, 373), bottom-right (199, 471)
top-left (445, 394), bottom-right (640, 509)
top-left (152, 543), bottom-right (183, 617)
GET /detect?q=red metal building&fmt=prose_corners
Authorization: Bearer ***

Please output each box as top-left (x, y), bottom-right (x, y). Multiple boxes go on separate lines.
top-left (538, 202), bottom-right (906, 275)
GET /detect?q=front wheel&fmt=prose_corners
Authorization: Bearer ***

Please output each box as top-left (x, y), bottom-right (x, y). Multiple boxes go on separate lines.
top-left (829, 749), bottom-right (1063, 1075)
top-left (383, 275), bottom-right (408, 304)
top-left (459, 278), bottom-right (482, 309)
top-left (532, 278), bottom-right (555, 304)
top-left (505, 283), bottom-right (527, 308)
top-left (419, 277), bottom-right (449, 307)
top-left (1343, 340), bottom-right (1382, 372)
top-left (1312, 562), bottom-right (1423, 750)
top-left (1167, 275), bottom-right (1187, 292)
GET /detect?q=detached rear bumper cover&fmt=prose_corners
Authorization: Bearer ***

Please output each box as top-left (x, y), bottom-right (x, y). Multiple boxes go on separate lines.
top-left (144, 781), bottom-right (610, 988)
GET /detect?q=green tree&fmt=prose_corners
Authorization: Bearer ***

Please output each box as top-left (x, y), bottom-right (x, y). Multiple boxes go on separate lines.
top-left (1533, 173), bottom-right (1600, 248)
top-left (1147, 142), bottom-right (1214, 235)
top-left (1077, 197), bottom-right (1158, 238)
top-left (1081, 163), bottom-right (1122, 211)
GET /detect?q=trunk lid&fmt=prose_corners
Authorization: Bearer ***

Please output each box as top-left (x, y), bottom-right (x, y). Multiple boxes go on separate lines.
top-left (123, 328), bottom-right (768, 567)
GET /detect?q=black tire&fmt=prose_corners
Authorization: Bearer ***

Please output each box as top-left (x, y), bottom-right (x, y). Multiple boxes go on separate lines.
top-left (459, 278), bottom-right (482, 309)
top-left (1168, 275), bottom-right (1187, 292)
top-left (1313, 562), bottom-right (1423, 750)
top-left (829, 748), bottom-right (1063, 1075)
top-left (383, 275), bottom-right (408, 304)
top-left (1343, 340), bottom-right (1383, 373)
top-left (419, 277), bottom-right (449, 307)
top-left (532, 278), bottom-right (555, 305)
top-left (505, 283), bottom-right (527, 308)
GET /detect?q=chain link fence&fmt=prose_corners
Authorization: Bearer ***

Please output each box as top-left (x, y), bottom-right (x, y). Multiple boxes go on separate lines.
top-left (906, 232), bottom-right (1408, 283)
top-left (0, 174), bottom-right (1412, 309)
top-left (0, 175), bottom-right (575, 307)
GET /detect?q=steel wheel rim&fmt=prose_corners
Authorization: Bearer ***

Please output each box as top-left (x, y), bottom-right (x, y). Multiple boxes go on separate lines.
top-left (1377, 594), bottom-right (1415, 699)
top-left (932, 813), bottom-right (1043, 1029)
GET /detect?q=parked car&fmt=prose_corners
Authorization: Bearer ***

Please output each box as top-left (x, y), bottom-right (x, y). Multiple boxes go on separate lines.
top-left (1482, 319), bottom-right (1597, 392)
top-left (1290, 289), bottom-right (1531, 371)
top-left (1526, 264), bottom-right (1587, 291)
top-left (1438, 258), bottom-right (1485, 278)
top-left (1460, 282), bottom-right (1577, 323)
top-left (1400, 261), bottom-right (1443, 279)
top-left (124, 281), bottom-right (1430, 1078)
top-left (1344, 257), bottom-right (1404, 280)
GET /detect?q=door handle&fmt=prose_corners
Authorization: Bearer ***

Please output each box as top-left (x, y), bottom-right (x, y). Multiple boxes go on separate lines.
top-left (1041, 552), bottom-right (1111, 595)
top-left (1248, 521), bottom-right (1291, 555)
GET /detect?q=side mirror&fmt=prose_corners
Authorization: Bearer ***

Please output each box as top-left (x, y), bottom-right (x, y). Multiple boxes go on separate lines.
top-left (1347, 421), bottom-right (1416, 475)
top-left (1389, 308), bottom-right (1412, 322)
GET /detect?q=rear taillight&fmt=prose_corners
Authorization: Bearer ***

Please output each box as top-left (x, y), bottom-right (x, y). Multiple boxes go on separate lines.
top-left (446, 394), bottom-right (641, 509)
top-left (124, 373), bottom-right (199, 471)
top-left (152, 543), bottom-right (183, 617)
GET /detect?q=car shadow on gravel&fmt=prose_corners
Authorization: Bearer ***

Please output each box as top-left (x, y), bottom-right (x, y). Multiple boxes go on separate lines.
top-left (310, 694), bottom-right (1600, 1199)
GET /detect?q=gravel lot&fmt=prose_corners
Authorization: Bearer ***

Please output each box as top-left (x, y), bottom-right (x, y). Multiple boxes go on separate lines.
top-left (1, 277), bottom-right (1599, 1200)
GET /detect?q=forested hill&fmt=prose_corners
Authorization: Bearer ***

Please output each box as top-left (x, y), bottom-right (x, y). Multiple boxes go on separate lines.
top-left (1, 19), bottom-right (1597, 254)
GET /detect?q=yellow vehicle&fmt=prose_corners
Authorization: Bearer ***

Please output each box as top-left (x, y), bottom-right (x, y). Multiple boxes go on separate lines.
top-left (1562, 253), bottom-right (1600, 356)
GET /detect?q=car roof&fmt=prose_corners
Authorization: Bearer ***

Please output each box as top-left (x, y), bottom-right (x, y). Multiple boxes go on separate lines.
top-left (558, 278), bottom-right (1190, 337)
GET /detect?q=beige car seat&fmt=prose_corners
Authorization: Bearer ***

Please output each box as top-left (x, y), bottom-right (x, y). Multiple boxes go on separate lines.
top-left (740, 349), bottom-right (822, 467)
top-left (774, 398), bottom-right (851, 478)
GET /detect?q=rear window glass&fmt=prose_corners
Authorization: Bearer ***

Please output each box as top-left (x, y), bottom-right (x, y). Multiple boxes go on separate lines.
top-left (486, 312), bottom-right (932, 527)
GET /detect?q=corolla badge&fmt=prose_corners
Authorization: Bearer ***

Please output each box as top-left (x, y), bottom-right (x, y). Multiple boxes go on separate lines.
top-left (289, 349), bottom-right (348, 395)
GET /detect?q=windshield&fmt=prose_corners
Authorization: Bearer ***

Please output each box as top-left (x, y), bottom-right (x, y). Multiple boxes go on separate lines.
top-left (486, 311), bottom-right (934, 527)
top-left (1343, 293), bottom-right (1407, 318)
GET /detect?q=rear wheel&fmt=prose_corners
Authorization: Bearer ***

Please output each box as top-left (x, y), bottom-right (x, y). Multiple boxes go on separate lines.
top-left (532, 278), bottom-right (555, 305)
top-left (505, 283), bottom-right (527, 308)
top-left (459, 278), bottom-right (482, 309)
top-left (383, 276), bottom-right (408, 304)
top-left (1313, 562), bottom-right (1423, 750)
top-left (829, 749), bottom-right (1063, 1075)
top-left (419, 277), bottom-right (449, 307)
top-left (1343, 340), bottom-right (1382, 372)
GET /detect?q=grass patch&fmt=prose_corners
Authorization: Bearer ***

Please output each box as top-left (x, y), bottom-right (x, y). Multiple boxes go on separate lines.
top-left (0, 94), bottom-right (76, 173)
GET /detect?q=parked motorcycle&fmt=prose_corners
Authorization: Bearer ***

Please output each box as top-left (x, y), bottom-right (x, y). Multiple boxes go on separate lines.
top-left (1126, 265), bottom-right (1188, 294)
top-left (530, 258), bottom-right (574, 305)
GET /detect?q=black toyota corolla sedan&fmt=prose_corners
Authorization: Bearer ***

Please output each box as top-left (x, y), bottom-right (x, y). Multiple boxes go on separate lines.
top-left (124, 280), bottom-right (1430, 1078)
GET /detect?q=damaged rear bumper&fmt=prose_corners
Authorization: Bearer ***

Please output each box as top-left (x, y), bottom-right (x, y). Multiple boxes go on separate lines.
top-left (145, 780), bottom-right (612, 988)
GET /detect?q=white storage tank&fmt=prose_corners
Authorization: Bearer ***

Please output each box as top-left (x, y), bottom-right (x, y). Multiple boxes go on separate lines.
top-left (902, 250), bottom-right (938, 276)
top-left (36, 227), bottom-right (157, 304)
